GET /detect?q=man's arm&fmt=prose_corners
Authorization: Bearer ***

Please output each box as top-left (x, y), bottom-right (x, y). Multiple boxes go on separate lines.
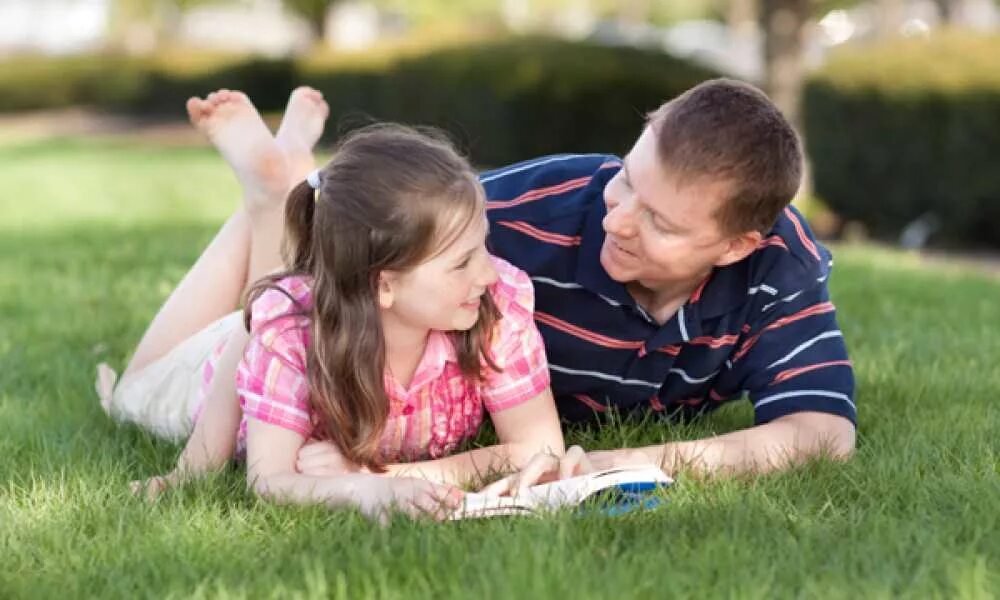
top-left (591, 410), bottom-right (855, 476)
top-left (482, 282), bottom-right (856, 489)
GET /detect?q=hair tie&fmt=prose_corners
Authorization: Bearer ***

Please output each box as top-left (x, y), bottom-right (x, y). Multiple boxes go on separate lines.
top-left (306, 169), bottom-right (322, 190)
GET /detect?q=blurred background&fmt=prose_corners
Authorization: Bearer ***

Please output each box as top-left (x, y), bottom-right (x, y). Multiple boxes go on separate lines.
top-left (1, 0), bottom-right (999, 254)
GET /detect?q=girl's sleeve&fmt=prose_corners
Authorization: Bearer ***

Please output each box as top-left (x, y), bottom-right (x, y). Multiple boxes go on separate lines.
top-left (236, 288), bottom-right (314, 438)
top-left (481, 258), bottom-right (551, 414)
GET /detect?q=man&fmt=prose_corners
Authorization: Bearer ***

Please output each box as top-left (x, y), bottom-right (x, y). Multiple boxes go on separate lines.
top-left (480, 78), bottom-right (855, 487)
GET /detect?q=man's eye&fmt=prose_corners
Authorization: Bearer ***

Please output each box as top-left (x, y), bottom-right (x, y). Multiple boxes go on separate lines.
top-left (647, 210), bottom-right (668, 232)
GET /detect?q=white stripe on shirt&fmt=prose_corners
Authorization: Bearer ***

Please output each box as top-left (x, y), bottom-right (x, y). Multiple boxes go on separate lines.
top-left (766, 330), bottom-right (844, 369)
top-left (753, 389), bottom-right (856, 413)
top-left (549, 363), bottom-right (661, 390)
top-left (668, 367), bottom-right (719, 385)
top-left (480, 154), bottom-right (602, 183)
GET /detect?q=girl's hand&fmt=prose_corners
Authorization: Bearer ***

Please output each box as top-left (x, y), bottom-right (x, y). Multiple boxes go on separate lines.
top-left (129, 470), bottom-right (184, 501)
top-left (296, 440), bottom-right (369, 476)
top-left (479, 445), bottom-right (593, 497)
top-left (355, 476), bottom-right (465, 525)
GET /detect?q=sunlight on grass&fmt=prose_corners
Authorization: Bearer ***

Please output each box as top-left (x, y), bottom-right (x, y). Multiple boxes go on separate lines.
top-left (1, 138), bottom-right (998, 598)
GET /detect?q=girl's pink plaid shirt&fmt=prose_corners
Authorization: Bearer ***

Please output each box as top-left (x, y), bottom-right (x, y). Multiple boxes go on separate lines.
top-left (201, 256), bottom-right (550, 463)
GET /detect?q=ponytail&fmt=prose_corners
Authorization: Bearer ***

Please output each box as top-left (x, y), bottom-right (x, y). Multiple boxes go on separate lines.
top-left (242, 177), bottom-right (315, 332)
top-left (283, 179), bottom-right (317, 273)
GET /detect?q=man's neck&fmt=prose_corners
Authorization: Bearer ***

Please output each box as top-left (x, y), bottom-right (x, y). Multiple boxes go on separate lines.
top-left (626, 275), bottom-right (706, 325)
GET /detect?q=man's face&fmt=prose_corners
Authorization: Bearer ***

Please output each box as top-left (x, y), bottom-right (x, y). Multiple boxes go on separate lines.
top-left (600, 125), bottom-right (747, 296)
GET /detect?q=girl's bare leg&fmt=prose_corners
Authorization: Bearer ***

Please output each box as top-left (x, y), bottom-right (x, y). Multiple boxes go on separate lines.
top-left (119, 90), bottom-right (305, 379)
top-left (276, 86), bottom-right (328, 184)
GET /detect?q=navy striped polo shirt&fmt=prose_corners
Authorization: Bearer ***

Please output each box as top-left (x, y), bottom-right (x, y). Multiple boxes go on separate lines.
top-left (480, 154), bottom-right (856, 426)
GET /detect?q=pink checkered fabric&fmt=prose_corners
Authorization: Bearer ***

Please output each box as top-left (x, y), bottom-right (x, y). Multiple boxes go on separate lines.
top-left (201, 256), bottom-right (549, 463)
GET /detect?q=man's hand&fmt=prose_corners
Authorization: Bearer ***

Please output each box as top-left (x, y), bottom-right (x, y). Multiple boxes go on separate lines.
top-left (478, 445), bottom-right (662, 496)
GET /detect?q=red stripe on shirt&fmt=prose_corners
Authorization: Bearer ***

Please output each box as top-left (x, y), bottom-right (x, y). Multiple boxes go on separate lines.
top-left (574, 394), bottom-right (607, 412)
top-left (496, 221), bottom-right (582, 247)
top-left (784, 207), bottom-right (821, 262)
top-left (757, 235), bottom-right (789, 251)
top-left (688, 334), bottom-right (739, 348)
top-left (486, 175), bottom-right (592, 211)
top-left (734, 302), bottom-right (836, 361)
top-left (643, 344), bottom-right (681, 356)
top-left (535, 311), bottom-right (644, 350)
top-left (771, 360), bottom-right (852, 386)
top-left (689, 275), bottom-right (711, 303)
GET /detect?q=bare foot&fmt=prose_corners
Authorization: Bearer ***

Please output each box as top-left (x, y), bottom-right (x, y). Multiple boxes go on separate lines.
top-left (275, 86), bottom-right (329, 184)
top-left (187, 89), bottom-right (289, 215)
top-left (95, 363), bottom-right (117, 415)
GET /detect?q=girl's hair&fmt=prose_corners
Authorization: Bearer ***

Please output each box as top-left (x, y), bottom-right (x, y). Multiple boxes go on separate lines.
top-left (245, 123), bottom-right (500, 472)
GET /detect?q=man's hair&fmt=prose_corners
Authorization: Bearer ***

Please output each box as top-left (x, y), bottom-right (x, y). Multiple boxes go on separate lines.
top-left (647, 78), bottom-right (803, 235)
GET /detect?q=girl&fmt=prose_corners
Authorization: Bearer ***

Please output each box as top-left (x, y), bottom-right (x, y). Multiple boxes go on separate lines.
top-left (98, 88), bottom-right (564, 521)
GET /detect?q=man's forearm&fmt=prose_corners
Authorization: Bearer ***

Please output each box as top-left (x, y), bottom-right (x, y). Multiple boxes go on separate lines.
top-left (633, 411), bottom-right (856, 476)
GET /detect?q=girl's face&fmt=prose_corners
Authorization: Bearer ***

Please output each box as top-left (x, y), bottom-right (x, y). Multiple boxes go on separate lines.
top-left (379, 211), bottom-right (498, 335)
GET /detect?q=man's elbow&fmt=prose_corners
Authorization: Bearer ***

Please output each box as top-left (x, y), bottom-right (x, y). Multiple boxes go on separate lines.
top-left (783, 411), bottom-right (856, 461)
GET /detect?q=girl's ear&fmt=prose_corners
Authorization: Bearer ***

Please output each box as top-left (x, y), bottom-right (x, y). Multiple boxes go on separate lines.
top-left (377, 272), bottom-right (395, 310)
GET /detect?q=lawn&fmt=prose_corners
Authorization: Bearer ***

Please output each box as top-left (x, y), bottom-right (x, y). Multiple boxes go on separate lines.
top-left (1, 137), bottom-right (998, 599)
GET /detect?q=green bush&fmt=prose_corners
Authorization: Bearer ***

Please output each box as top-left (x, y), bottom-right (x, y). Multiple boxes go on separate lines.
top-left (0, 38), bottom-right (716, 165)
top-left (803, 33), bottom-right (1000, 248)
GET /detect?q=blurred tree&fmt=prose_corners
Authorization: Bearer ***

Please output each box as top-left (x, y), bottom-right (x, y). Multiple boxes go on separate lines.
top-left (759, 0), bottom-right (810, 125)
top-left (284, 0), bottom-right (338, 38)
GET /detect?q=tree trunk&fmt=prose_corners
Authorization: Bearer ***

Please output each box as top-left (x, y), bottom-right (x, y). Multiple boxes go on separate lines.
top-left (877, 0), bottom-right (905, 37)
top-left (728, 0), bottom-right (758, 37)
top-left (759, 0), bottom-right (810, 128)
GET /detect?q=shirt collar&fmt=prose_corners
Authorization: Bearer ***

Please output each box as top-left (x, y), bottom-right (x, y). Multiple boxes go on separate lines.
top-left (385, 330), bottom-right (456, 400)
top-left (576, 196), bottom-right (636, 307)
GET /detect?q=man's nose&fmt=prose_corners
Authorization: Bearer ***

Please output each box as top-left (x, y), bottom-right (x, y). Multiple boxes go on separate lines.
top-left (603, 193), bottom-right (638, 238)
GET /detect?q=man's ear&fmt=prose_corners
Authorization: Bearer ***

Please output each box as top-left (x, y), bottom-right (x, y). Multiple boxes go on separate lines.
top-left (715, 230), bottom-right (762, 267)
top-left (377, 272), bottom-right (396, 310)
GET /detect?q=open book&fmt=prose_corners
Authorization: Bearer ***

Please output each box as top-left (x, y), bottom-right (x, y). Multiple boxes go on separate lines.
top-left (452, 465), bottom-right (673, 519)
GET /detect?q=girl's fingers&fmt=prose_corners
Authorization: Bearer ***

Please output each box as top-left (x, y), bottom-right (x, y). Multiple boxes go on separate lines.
top-left (514, 453), bottom-right (560, 496)
top-left (480, 475), bottom-right (513, 497)
top-left (298, 440), bottom-right (337, 457)
top-left (558, 445), bottom-right (590, 479)
top-left (130, 476), bottom-right (169, 501)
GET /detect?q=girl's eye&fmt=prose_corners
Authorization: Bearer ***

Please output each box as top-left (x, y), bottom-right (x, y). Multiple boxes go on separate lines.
top-left (455, 258), bottom-right (471, 270)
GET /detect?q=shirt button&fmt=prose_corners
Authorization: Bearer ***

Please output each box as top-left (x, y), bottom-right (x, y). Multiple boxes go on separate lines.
top-left (402, 404), bottom-right (415, 416)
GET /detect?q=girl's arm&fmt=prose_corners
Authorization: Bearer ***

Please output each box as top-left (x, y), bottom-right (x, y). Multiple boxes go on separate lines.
top-left (245, 417), bottom-right (463, 521)
top-left (132, 327), bottom-right (249, 499)
top-left (296, 388), bottom-right (565, 487)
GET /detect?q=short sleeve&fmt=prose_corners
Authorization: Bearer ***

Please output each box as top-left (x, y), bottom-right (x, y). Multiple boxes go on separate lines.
top-left (726, 280), bottom-right (856, 426)
top-left (481, 257), bottom-right (551, 413)
top-left (236, 283), bottom-right (314, 438)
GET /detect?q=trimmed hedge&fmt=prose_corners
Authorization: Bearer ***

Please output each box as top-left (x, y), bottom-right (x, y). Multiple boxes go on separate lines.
top-left (803, 33), bottom-right (1000, 249)
top-left (0, 38), bottom-right (717, 165)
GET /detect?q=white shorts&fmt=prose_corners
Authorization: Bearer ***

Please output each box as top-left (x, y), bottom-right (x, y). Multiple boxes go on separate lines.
top-left (96, 311), bottom-right (243, 441)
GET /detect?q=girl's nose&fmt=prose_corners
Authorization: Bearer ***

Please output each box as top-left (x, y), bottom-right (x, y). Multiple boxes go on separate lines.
top-left (479, 256), bottom-right (500, 287)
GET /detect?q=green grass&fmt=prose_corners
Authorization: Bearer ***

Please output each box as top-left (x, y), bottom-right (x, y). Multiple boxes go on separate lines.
top-left (1, 137), bottom-right (998, 599)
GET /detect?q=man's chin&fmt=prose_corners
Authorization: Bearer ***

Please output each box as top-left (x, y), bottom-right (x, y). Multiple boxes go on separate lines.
top-left (599, 246), bottom-right (634, 283)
